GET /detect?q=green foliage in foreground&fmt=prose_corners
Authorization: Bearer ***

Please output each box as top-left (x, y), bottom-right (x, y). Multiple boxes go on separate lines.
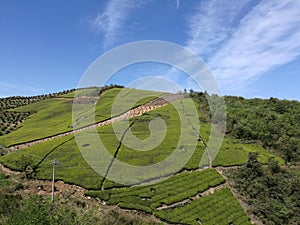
top-left (0, 195), bottom-right (158, 225)
top-left (154, 188), bottom-right (251, 225)
top-left (0, 172), bottom-right (161, 225)
top-left (86, 169), bottom-right (225, 213)
top-left (228, 153), bottom-right (300, 225)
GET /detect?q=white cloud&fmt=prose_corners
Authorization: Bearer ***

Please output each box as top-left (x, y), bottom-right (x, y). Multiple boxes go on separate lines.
top-left (209, 0), bottom-right (300, 92)
top-left (92, 0), bottom-right (143, 49)
top-left (185, 0), bottom-right (300, 95)
top-left (185, 0), bottom-right (251, 57)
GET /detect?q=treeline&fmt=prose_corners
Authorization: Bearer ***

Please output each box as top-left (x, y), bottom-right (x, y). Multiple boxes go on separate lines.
top-left (0, 111), bottom-right (31, 136)
top-left (190, 91), bottom-right (300, 164)
top-left (100, 84), bottom-right (124, 94)
top-left (228, 153), bottom-right (300, 225)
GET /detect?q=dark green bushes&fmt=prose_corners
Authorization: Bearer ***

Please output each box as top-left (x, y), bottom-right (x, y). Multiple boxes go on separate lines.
top-left (229, 153), bottom-right (300, 224)
top-left (86, 169), bottom-right (226, 215)
top-left (190, 91), bottom-right (300, 163)
top-left (0, 111), bottom-right (31, 136)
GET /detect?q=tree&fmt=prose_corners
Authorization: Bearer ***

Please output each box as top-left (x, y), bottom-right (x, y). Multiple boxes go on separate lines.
top-left (246, 152), bottom-right (263, 177)
top-left (15, 155), bottom-right (34, 178)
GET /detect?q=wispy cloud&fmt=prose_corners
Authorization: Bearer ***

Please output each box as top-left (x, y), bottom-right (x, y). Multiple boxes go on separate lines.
top-left (176, 0), bottom-right (180, 9)
top-left (0, 81), bottom-right (43, 97)
top-left (209, 0), bottom-right (300, 91)
top-left (92, 0), bottom-right (143, 49)
top-left (185, 0), bottom-right (300, 95)
top-left (185, 0), bottom-right (251, 57)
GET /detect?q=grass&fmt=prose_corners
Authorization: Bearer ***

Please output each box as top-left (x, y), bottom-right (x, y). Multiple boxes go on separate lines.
top-left (213, 138), bottom-right (285, 167)
top-left (99, 98), bottom-right (206, 185)
top-left (0, 98), bottom-right (73, 147)
top-left (0, 134), bottom-right (102, 189)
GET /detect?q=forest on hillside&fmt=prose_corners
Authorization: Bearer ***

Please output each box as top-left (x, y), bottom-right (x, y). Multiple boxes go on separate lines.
top-left (190, 91), bottom-right (300, 164)
top-left (190, 91), bottom-right (300, 224)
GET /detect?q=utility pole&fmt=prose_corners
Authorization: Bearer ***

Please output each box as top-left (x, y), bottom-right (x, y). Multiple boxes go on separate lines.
top-left (51, 160), bottom-right (58, 202)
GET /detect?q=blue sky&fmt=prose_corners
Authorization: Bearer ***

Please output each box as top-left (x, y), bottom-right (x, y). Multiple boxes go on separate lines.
top-left (1, 0), bottom-right (299, 100)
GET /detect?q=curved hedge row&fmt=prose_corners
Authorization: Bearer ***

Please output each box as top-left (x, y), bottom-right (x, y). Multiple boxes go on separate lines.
top-left (155, 188), bottom-right (251, 225)
top-left (86, 169), bottom-right (226, 214)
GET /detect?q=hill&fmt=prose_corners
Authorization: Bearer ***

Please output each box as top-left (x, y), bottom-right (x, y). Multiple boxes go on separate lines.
top-left (0, 86), bottom-right (298, 225)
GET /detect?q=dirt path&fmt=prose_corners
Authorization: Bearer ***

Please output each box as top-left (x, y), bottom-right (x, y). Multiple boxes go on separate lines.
top-left (6, 93), bottom-right (185, 153)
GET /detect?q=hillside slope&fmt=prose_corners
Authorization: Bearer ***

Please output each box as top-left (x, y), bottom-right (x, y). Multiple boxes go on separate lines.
top-left (0, 87), bottom-right (295, 225)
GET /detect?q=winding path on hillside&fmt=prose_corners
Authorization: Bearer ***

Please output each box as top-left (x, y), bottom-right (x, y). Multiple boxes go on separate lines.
top-left (6, 93), bottom-right (185, 153)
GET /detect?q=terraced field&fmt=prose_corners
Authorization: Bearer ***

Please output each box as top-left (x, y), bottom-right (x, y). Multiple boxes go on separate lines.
top-left (0, 88), bottom-right (161, 147)
top-left (155, 188), bottom-right (251, 225)
top-left (0, 87), bottom-right (284, 225)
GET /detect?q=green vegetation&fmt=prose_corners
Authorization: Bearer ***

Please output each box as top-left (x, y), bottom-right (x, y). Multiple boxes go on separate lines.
top-left (86, 169), bottom-right (225, 213)
top-left (0, 89), bottom-right (282, 188)
top-left (0, 98), bottom-right (73, 147)
top-left (0, 87), bottom-right (160, 147)
top-left (225, 97), bottom-right (300, 163)
top-left (0, 111), bottom-right (31, 136)
top-left (228, 152), bottom-right (300, 225)
top-left (191, 91), bottom-right (300, 164)
top-left (1, 87), bottom-right (297, 225)
top-left (0, 134), bottom-right (102, 189)
top-left (155, 188), bottom-right (251, 225)
top-left (0, 98), bottom-right (204, 188)
top-left (0, 89), bottom-right (73, 111)
top-left (213, 138), bottom-right (284, 167)
top-left (0, 171), bottom-right (161, 225)
top-left (0, 89), bottom-right (76, 137)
